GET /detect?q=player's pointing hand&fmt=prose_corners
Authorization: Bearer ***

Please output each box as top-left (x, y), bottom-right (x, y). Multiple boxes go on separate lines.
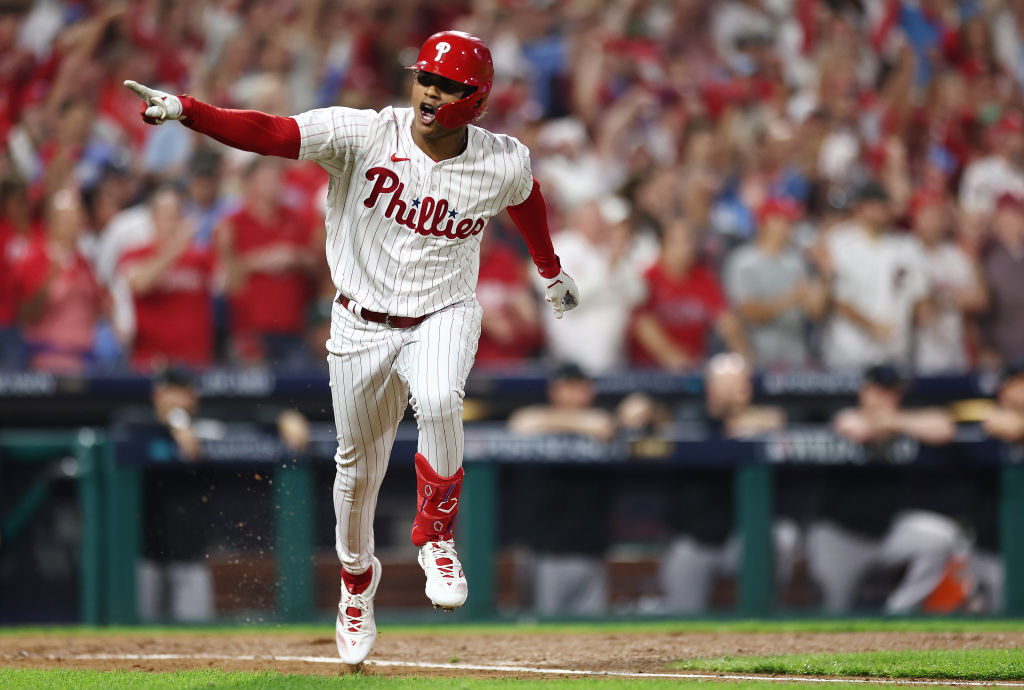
top-left (124, 80), bottom-right (184, 125)
top-left (543, 269), bottom-right (580, 319)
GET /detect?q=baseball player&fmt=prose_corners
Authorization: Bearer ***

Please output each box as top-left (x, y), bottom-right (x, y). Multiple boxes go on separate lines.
top-left (125, 30), bottom-right (578, 664)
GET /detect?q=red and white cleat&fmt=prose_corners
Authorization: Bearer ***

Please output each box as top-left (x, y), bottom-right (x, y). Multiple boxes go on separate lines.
top-left (335, 556), bottom-right (381, 664)
top-left (418, 539), bottom-right (468, 610)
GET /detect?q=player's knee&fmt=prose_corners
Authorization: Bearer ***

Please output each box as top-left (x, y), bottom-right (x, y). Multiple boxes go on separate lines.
top-left (334, 448), bottom-right (369, 486)
top-left (334, 446), bottom-right (390, 497)
top-left (414, 389), bottom-right (464, 426)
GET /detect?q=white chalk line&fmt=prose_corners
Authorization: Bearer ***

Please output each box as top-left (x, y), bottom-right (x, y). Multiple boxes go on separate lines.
top-left (26, 652), bottom-right (1024, 687)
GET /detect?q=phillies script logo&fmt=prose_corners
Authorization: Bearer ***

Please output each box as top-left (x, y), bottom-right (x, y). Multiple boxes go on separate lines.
top-left (363, 167), bottom-right (485, 239)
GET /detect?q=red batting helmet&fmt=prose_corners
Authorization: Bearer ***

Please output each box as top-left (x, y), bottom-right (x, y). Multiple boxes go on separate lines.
top-left (410, 31), bottom-right (493, 128)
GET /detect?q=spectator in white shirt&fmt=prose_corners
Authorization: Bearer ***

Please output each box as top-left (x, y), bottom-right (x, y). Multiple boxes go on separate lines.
top-left (959, 111), bottom-right (1024, 216)
top-left (821, 181), bottom-right (930, 371)
top-left (544, 199), bottom-right (647, 374)
top-left (909, 192), bottom-right (985, 374)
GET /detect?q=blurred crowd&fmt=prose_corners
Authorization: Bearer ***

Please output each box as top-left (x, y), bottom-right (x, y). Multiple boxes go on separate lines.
top-left (3, 0), bottom-right (1024, 375)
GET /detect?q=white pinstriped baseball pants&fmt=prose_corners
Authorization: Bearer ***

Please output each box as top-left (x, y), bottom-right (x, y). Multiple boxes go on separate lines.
top-left (327, 296), bottom-right (482, 575)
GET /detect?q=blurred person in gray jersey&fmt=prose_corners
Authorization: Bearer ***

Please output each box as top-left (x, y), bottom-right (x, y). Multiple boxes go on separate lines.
top-left (724, 198), bottom-right (825, 369)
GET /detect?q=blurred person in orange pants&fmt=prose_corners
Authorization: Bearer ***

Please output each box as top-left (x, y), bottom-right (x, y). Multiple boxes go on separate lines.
top-left (809, 365), bottom-right (992, 613)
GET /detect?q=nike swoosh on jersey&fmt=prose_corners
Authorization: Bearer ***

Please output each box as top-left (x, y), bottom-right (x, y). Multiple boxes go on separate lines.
top-left (390, 153), bottom-right (410, 162)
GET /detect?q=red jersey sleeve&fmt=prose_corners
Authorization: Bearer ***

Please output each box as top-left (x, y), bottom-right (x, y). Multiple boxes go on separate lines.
top-left (505, 178), bottom-right (561, 279)
top-left (178, 97), bottom-right (301, 159)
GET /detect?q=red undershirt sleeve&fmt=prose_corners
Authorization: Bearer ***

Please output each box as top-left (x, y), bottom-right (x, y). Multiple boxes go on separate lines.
top-left (178, 96), bottom-right (301, 160)
top-left (506, 178), bottom-right (561, 279)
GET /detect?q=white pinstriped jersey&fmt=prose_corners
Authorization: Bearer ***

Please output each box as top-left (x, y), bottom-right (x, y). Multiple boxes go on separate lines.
top-left (292, 106), bottom-right (534, 317)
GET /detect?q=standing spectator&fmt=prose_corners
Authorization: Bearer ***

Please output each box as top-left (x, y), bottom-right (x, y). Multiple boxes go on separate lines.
top-left (979, 193), bottom-right (1024, 366)
top-left (910, 192), bottom-right (985, 374)
top-left (959, 112), bottom-right (1024, 216)
top-left (117, 186), bottom-right (215, 371)
top-left (183, 149), bottom-right (234, 249)
top-left (724, 198), bottom-right (825, 369)
top-left (544, 199), bottom-right (646, 374)
top-left (474, 230), bottom-right (542, 368)
top-left (215, 158), bottom-right (318, 367)
top-left (11, 189), bottom-right (104, 374)
top-left (711, 0), bottom-right (774, 74)
top-left (281, 158), bottom-right (329, 232)
top-left (95, 200), bottom-right (157, 288)
top-left (631, 219), bottom-right (750, 371)
top-left (0, 178), bottom-right (41, 368)
top-left (821, 181), bottom-right (929, 370)
top-left (533, 118), bottom-right (624, 210)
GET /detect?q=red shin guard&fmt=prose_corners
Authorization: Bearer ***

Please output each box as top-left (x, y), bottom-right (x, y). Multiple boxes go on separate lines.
top-left (410, 453), bottom-right (464, 547)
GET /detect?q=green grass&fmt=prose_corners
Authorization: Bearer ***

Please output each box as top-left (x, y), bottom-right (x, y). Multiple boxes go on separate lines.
top-left (4, 621), bottom-right (1022, 687)
top-left (676, 648), bottom-right (1024, 680)
top-left (0, 669), bottom-right (966, 689)
top-left (5, 617), bottom-right (1024, 638)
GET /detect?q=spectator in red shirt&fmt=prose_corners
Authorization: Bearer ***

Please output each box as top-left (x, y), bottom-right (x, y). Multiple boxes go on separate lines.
top-left (118, 186), bottom-right (214, 371)
top-left (12, 188), bottom-right (104, 374)
top-left (215, 158), bottom-right (318, 366)
top-left (281, 159), bottom-right (329, 231)
top-left (474, 230), bottom-right (542, 368)
top-left (0, 177), bottom-right (42, 368)
top-left (630, 220), bottom-right (750, 370)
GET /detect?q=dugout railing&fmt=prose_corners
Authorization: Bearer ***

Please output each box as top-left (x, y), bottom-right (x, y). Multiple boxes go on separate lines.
top-left (1, 368), bottom-right (1022, 623)
top-left (0, 368), bottom-right (1006, 428)
top-left (4, 423), bottom-right (1023, 624)
top-left (0, 429), bottom-right (105, 624)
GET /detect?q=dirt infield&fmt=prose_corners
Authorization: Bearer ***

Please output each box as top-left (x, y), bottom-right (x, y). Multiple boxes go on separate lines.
top-left (2, 629), bottom-right (1023, 679)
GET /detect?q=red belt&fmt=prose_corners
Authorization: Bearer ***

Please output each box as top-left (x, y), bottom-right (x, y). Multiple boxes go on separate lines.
top-left (336, 294), bottom-right (428, 329)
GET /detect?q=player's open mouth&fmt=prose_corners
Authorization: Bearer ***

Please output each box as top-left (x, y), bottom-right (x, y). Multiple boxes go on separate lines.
top-left (419, 103), bottom-right (437, 126)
